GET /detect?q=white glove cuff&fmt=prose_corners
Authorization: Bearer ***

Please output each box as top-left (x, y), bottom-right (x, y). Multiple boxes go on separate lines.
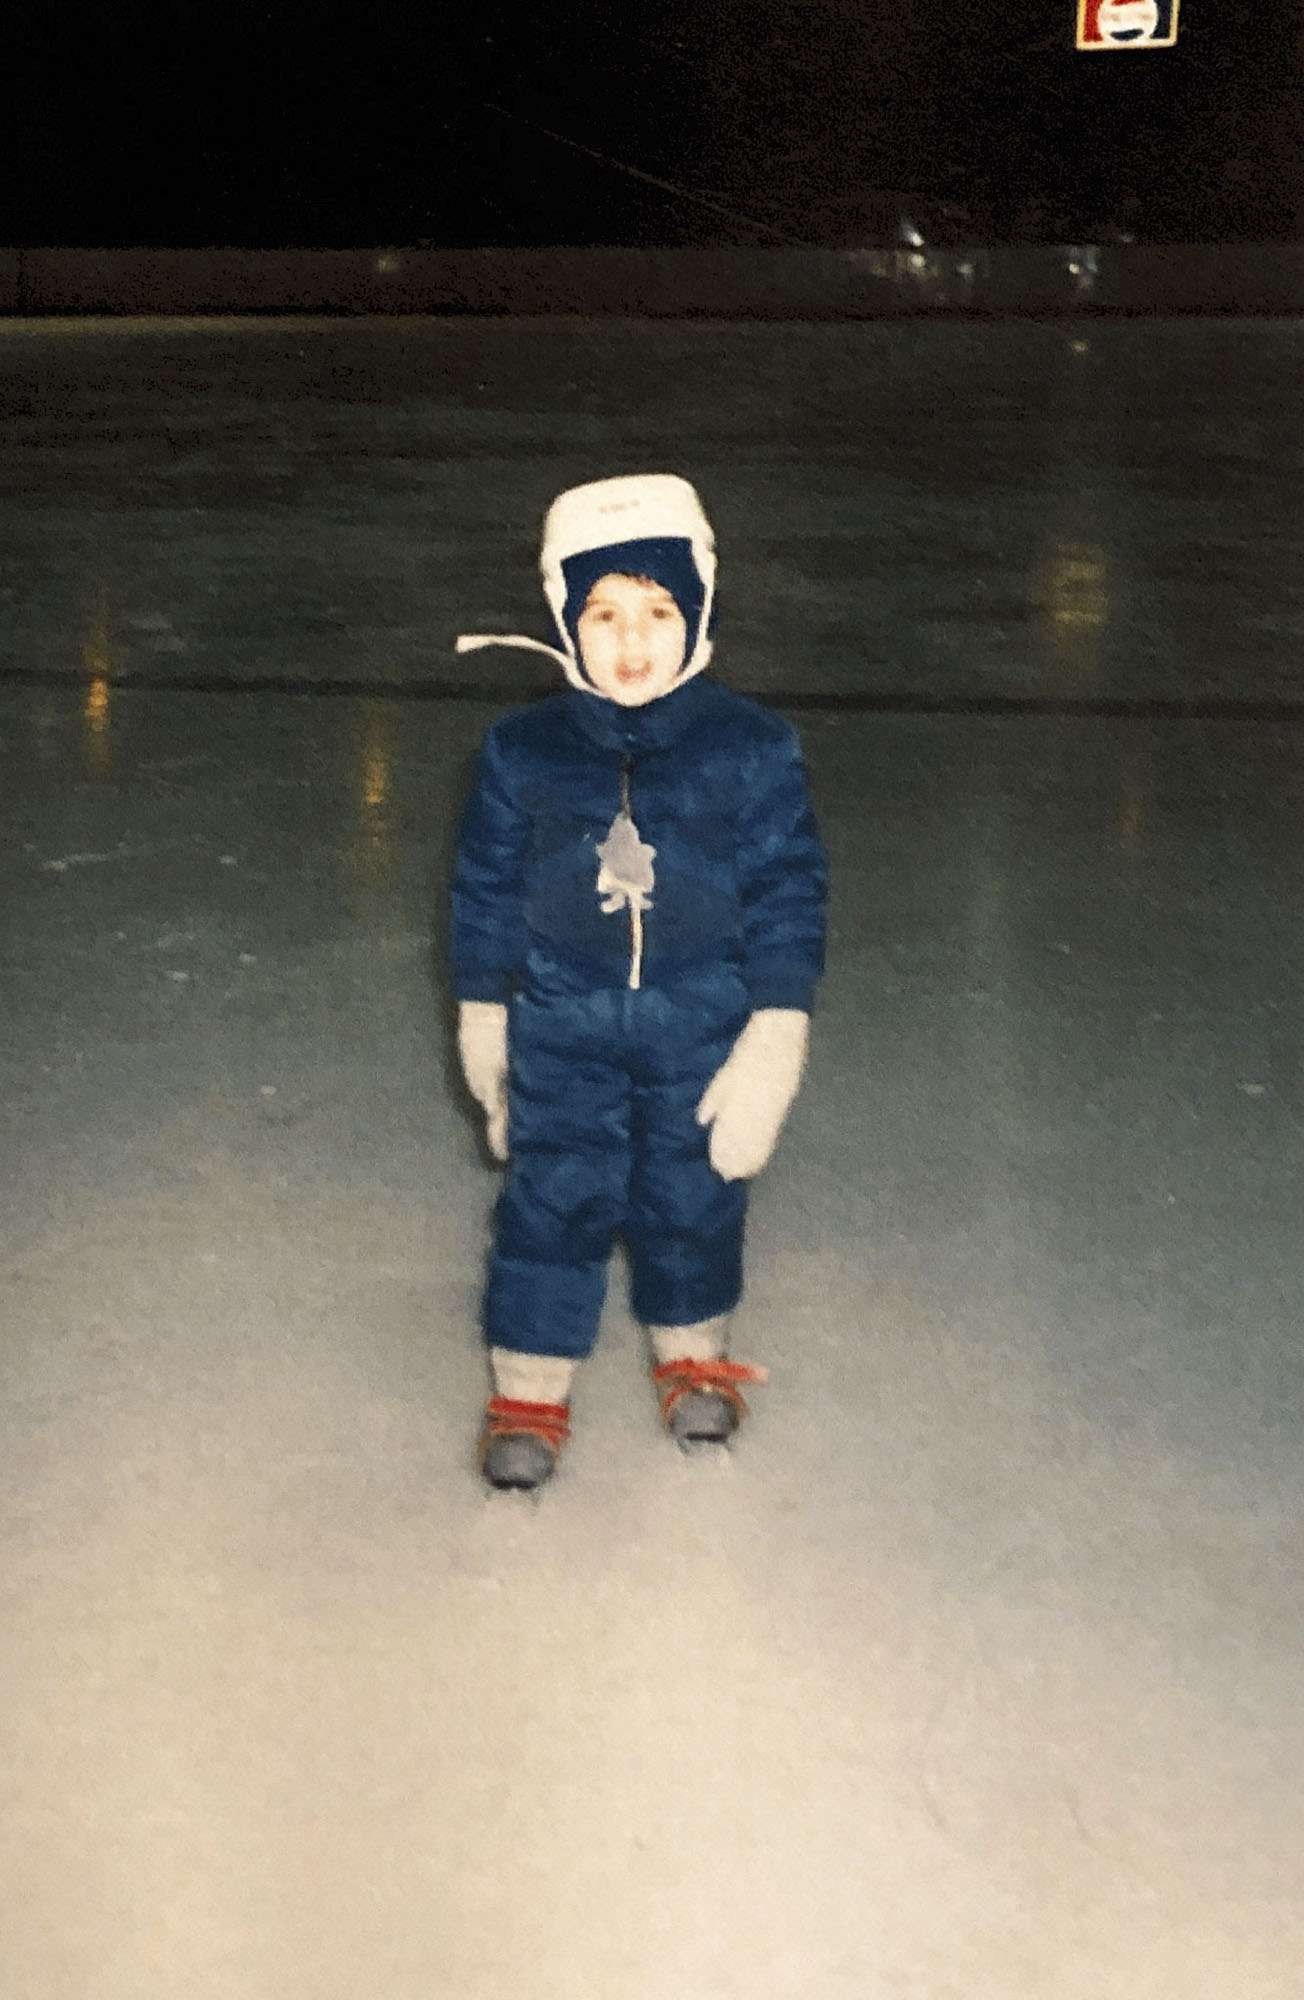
top-left (457, 999), bottom-right (509, 1107)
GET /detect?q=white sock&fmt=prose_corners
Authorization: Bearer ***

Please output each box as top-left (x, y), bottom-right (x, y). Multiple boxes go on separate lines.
top-left (647, 1315), bottom-right (730, 1365)
top-left (489, 1348), bottom-right (578, 1406)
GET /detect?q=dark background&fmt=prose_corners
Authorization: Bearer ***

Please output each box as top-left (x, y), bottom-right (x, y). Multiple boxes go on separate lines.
top-left (4, 0), bottom-right (1303, 247)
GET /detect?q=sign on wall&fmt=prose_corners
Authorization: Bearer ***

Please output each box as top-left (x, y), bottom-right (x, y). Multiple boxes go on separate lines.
top-left (1077, 0), bottom-right (1180, 47)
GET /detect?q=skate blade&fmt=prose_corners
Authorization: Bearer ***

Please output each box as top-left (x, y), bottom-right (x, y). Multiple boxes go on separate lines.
top-left (674, 1435), bottom-right (734, 1460)
top-left (482, 1473), bottom-right (552, 1506)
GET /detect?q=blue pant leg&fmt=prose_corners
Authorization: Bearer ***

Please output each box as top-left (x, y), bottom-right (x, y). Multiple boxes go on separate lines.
top-left (624, 980), bottom-right (750, 1329)
top-left (485, 988), bottom-right (630, 1360)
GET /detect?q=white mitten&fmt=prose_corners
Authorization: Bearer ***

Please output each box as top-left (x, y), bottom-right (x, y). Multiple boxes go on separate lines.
top-left (695, 1008), bottom-right (810, 1182)
top-left (457, 1000), bottom-right (510, 1161)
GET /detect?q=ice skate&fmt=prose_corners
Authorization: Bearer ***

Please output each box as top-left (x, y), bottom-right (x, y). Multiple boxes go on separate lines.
top-left (479, 1397), bottom-right (570, 1490)
top-left (652, 1357), bottom-right (769, 1451)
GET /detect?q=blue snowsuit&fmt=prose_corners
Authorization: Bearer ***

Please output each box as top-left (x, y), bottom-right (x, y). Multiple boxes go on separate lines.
top-left (451, 673), bottom-right (827, 1359)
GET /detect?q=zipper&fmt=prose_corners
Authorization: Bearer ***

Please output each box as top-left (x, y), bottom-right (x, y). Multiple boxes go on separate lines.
top-left (621, 753), bottom-right (644, 991)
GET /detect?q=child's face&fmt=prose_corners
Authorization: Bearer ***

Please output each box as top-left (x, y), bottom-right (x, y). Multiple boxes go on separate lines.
top-left (575, 573), bottom-right (687, 707)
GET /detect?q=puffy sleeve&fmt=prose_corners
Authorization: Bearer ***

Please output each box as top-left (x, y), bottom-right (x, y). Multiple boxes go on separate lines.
top-left (450, 725), bottom-right (531, 1002)
top-left (737, 720), bottom-right (828, 1012)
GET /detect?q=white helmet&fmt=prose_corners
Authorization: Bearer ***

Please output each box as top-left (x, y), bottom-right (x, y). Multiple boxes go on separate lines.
top-left (457, 473), bottom-right (717, 694)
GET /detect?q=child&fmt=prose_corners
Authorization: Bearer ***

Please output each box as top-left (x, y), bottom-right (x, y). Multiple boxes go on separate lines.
top-left (452, 474), bottom-right (827, 1490)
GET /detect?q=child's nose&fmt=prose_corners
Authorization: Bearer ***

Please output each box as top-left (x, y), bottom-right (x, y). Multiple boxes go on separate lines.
top-left (623, 619), bottom-right (652, 661)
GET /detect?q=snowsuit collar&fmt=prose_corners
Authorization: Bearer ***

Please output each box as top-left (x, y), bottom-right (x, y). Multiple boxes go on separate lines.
top-left (563, 676), bottom-right (712, 755)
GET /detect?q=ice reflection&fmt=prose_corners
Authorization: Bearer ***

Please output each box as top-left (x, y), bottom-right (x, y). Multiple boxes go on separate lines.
top-left (81, 592), bottom-right (114, 775)
top-left (1034, 536), bottom-right (1108, 692)
top-left (360, 712), bottom-right (392, 819)
top-left (342, 700), bottom-right (399, 927)
top-left (1040, 537), bottom-right (1108, 632)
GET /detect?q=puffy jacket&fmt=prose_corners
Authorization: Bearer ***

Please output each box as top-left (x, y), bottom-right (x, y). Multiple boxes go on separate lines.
top-left (452, 676), bottom-right (827, 1012)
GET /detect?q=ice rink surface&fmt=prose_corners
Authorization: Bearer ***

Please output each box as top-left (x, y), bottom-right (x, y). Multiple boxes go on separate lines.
top-left (1, 316), bottom-right (1302, 1998)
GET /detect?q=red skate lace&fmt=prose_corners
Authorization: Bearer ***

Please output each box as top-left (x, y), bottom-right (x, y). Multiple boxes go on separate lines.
top-left (650, 1356), bottom-right (769, 1427)
top-left (483, 1396), bottom-right (572, 1455)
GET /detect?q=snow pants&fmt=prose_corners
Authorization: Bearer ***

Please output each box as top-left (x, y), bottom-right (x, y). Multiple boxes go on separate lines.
top-left (485, 955), bottom-right (751, 1359)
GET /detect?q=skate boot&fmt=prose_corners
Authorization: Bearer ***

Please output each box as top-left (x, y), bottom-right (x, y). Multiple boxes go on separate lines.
top-left (479, 1397), bottom-right (570, 1490)
top-left (480, 1349), bottom-right (577, 1491)
top-left (652, 1357), bottom-right (770, 1450)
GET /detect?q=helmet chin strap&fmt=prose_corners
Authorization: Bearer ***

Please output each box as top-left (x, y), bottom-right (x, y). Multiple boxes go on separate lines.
top-left (454, 629), bottom-right (712, 693)
top-left (454, 633), bottom-right (572, 668)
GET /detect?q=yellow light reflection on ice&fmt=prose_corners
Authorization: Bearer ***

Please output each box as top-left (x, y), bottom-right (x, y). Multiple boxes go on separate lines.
top-left (84, 674), bottom-right (111, 733)
top-left (1041, 538), bottom-right (1108, 632)
top-left (362, 731), bottom-right (391, 816)
top-left (344, 702), bottom-right (400, 929)
top-left (1033, 535), bottom-right (1109, 695)
top-left (81, 593), bottom-right (114, 773)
